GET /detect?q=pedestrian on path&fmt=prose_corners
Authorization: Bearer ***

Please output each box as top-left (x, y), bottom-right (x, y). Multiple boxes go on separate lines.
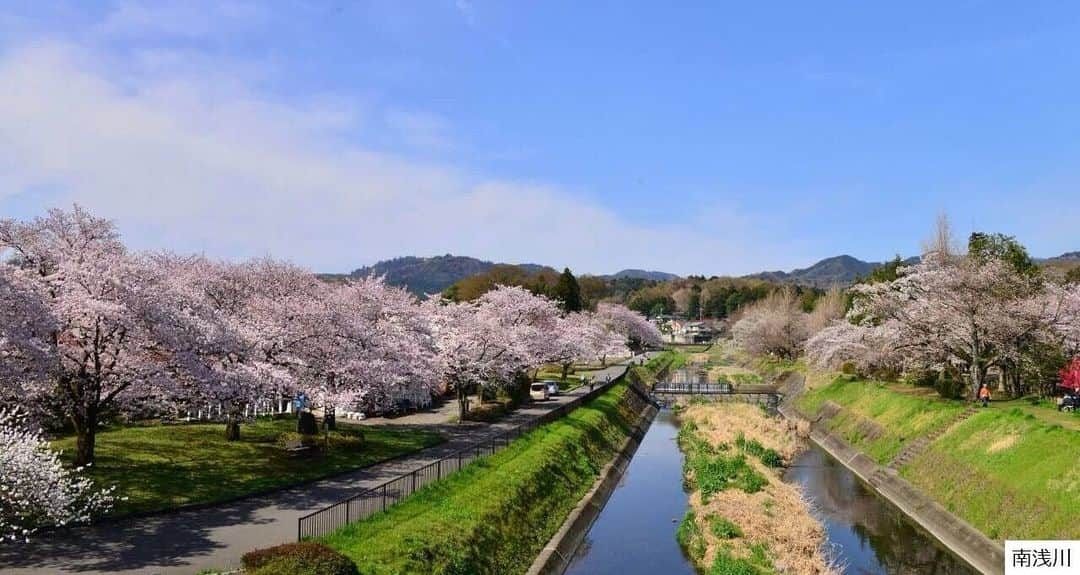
top-left (978, 384), bottom-right (991, 408)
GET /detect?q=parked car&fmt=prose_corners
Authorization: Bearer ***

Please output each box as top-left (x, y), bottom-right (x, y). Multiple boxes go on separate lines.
top-left (530, 382), bottom-right (550, 402)
top-left (543, 380), bottom-right (560, 396)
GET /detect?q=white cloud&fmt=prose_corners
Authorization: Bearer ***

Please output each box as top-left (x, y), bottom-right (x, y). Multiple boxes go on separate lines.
top-left (0, 39), bottom-right (810, 275)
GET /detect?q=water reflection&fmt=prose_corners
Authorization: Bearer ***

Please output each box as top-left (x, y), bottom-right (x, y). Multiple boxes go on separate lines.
top-left (564, 410), bottom-right (696, 575)
top-left (785, 447), bottom-right (975, 574)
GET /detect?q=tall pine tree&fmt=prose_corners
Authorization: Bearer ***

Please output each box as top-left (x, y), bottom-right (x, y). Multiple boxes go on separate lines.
top-left (554, 267), bottom-right (583, 312)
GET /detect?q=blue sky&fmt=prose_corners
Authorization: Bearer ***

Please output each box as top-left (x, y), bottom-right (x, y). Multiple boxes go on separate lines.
top-left (1, 1), bottom-right (1078, 275)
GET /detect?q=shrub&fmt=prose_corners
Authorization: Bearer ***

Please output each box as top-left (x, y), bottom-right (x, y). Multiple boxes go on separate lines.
top-left (676, 510), bottom-right (706, 561)
top-left (297, 412), bottom-right (318, 435)
top-left (734, 434), bottom-right (783, 468)
top-left (708, 550), bottom-right (758, 575)
top-left (242, 542), bottom-right (358, 575)
top-left (840, 361), bottom-right (858, 375)
top-left (708, 516), bottom-right (743, 539)
top-left (277, 431), bottom-right (322, 449)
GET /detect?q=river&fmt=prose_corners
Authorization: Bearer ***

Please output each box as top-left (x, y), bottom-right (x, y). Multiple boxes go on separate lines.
top-left (563, 409), bottom-right (696, 575)
top-left (563, 402), bottom-right (975, 574)
top-left (785, 446), bottom-right (975, 574)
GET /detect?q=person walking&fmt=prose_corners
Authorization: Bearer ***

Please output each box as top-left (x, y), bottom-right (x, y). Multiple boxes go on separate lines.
top-left (978, 384), bottom-right (991, 408)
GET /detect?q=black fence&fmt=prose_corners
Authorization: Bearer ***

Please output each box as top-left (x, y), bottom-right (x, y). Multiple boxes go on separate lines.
top-left (297, 370), bottom-right (654, 541)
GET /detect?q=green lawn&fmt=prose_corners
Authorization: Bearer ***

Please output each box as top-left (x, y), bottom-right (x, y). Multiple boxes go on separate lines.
top-left (320, 382), bottom-right (643, 575)
top-left (798, 374), bottom-right (1080, 540)
top-left (991, 396), bottom-right (1080, 431)
top-left (53, 418), bottom-right (444, 517)
top-left (797, 376), bottom-right (966, 463)
top-left (903, 407), bottom-right (1080, 540)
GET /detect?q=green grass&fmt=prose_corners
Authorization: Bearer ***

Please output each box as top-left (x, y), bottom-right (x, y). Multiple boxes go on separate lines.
top-left (708, 515), bottom-right (743, 539)
top-left (678, 422), bottom-right (768, 500)
top-left (992, 396), bottom-right (1080, 431)
top-left (797, 376), bottom-right (965, 463)
top-left (319, 383), bottom-right (643, 575)
top-left (53, 418), bottom-right (443, 517)
top-left (902, 407), bottom-right (1080, 540)
top-left (677, 510), bottom-right (707, 562)
top-left (799, 373), bottom-right (1080, 540)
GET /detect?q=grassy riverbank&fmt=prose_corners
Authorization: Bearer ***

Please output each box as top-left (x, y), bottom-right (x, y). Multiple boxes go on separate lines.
top-left (53, 419), bottom-right (443, 517)
top-left (676, 403), bottom-right (832, 575)
top-left (320, 380), bottom-right (649, 574)
top-left (798, 376), bottom-right (1080, 540)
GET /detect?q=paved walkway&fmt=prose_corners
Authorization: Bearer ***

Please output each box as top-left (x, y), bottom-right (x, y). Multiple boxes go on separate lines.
top-left (0, 355), bottom-right (654, 575)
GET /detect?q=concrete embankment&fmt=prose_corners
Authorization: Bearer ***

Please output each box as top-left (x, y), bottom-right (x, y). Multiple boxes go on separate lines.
top-left (525, 398), bottom-right (659, 575)
top-left (777, 374), bottom-right (1004, 575)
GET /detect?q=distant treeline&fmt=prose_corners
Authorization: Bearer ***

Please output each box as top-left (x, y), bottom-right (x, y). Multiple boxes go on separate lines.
top-left (442, 265), bottom-right (828, 318)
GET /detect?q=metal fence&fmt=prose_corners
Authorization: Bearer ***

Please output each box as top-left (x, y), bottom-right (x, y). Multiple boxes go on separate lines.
top-left (297, 371), bottom-right (654, 541)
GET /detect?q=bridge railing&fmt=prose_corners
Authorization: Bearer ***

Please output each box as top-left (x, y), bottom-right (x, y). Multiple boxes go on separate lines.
top-left (652, 382), bottom-right (734, 394)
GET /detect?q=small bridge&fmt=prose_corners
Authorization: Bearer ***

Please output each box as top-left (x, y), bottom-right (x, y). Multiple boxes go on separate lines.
top-left (651, 381), bottom-right (781, 410)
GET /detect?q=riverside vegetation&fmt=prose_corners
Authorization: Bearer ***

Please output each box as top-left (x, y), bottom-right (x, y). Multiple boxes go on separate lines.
top-left (798, 375), bottom-right (1080, 540)
top-left (675, 402), bottom-right (833, 575)
top-left (319, 371), bottom-right (654, 574)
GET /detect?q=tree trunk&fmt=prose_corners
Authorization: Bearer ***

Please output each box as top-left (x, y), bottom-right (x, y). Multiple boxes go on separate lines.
top-left (323, 405), bottom-right (336, 431)
top-left (225, 419), bottom-right (240, 440)
top-left (457, 385), bottom-right (469, 422)
top-left (225, 405), bottom-right (242, 441)
top-left (561, 362), bottom-right (571, 381)
top-left (73, 407), bottom-right (99, 467)
top-left (971, 361), bottom-right (988, 399)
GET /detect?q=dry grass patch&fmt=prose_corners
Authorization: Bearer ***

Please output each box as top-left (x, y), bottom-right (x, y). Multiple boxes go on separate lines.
top-left (679, 403), bottom-right (835, 575)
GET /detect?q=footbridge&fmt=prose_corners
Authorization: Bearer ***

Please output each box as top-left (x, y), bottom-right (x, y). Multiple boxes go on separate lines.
top-left (650, 381), bottom-right (781, 410)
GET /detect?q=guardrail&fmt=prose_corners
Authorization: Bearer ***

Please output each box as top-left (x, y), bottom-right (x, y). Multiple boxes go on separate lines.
top-left (297, 364), bottom-right (654, 541)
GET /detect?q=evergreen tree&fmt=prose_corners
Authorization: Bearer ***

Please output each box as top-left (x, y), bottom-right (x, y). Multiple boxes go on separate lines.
top-left (554, 267), bottom-right (583, 312)
top-left (687, 285), bottom-right (702, 319)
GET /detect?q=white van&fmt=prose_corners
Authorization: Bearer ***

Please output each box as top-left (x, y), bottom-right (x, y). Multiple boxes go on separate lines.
top-left (530, 382), bottom-right (550, 401)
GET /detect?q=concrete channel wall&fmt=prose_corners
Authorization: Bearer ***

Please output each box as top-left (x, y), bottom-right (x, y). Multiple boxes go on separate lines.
top-left (777, 374), bottom-right (1005, 575)
top-left (525, 395), bottom-right (659, 575)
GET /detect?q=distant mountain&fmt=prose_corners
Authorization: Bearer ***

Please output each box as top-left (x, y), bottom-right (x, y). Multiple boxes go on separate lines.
top-left (745, 255), bottom-right (885, 288)
top-left (1042, 251), bottom-right (1080, 264)
top-left (337, 255), bottom-right (553, 295)
top-left (606, 269), bottom-right (680, 281)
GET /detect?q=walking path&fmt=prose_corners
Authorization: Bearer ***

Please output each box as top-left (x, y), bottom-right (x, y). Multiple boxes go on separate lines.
top-left (0, 354), bottom-right (655, 575)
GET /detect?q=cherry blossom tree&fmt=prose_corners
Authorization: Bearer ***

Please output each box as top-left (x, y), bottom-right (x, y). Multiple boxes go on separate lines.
top-left (545, 313), bottom-right (613, 380)
top-left (1, 408), bottom-right (115, 542)
top-left (0, 265), bottom-right (54, 401)
top-left (0, 207), bottom-right (218, 465)
top-left (595, 302), bottom-right (662, 353)
top-left (804, 319), bottom-right (902, 375)
top-left (429, 285), bottom-right (561, 419)
top-left (155, 255), bottom-right (299, 439)
top-left (849, 253), bottom-right (1044, 396)
top-left (316, 277), bottom-right (439, 418)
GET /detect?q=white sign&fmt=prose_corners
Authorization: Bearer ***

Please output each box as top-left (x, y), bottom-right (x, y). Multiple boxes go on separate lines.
top-left (1005, 540), bottom-right (1078, 574)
